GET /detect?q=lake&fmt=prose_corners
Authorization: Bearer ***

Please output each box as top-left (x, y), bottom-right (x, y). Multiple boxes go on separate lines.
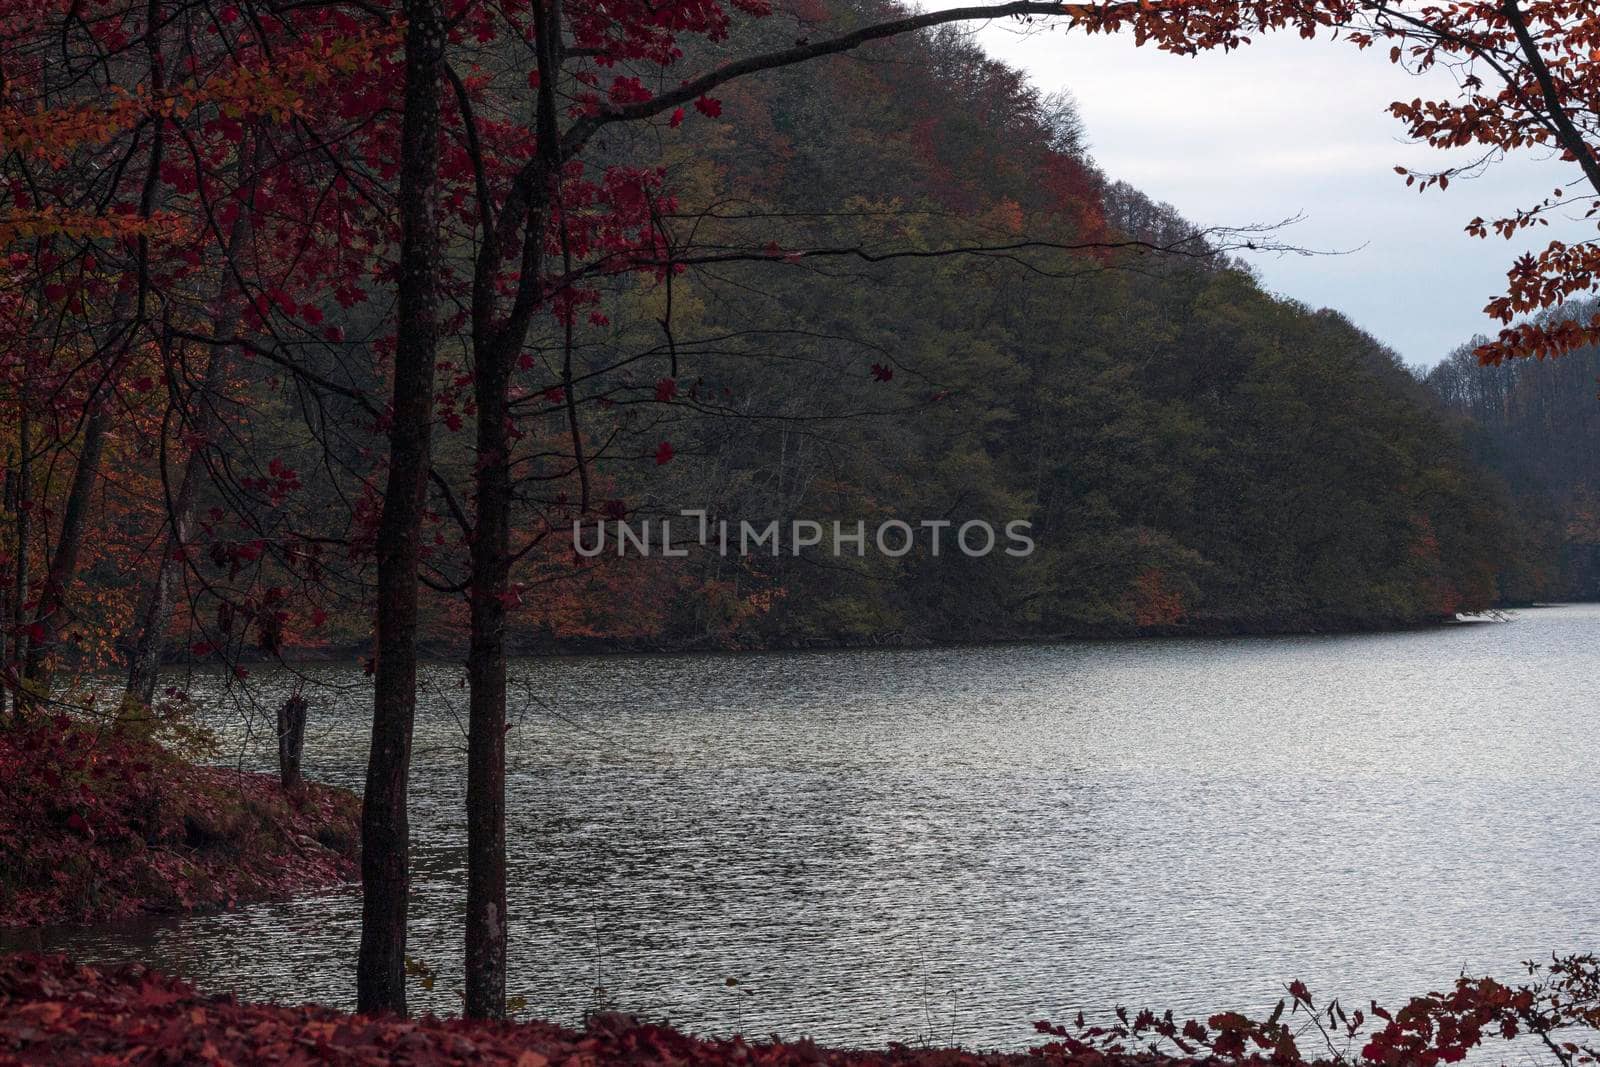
top-left (7, 604), bottom-right (1598, 1050)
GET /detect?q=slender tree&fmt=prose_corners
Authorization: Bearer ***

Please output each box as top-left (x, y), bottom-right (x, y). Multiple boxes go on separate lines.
top-left (123, 165), bottom-right (255, 708)
top-left (357, 0), bottom-right (447, 1017)
top-left (11, 0), bottom-right (1600, 1022)
top-left (421, 0), bottom-right (1600, 1014)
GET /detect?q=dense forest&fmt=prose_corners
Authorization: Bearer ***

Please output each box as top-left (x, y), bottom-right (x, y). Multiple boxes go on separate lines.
top-left (2, 0), bottom-right (1572, 673)
top-left (1423, 303), bottom-right (1600, 602)
top-left (8, 0), bottom-right (1600, 1048)
top-left (395, 6), bottom-right (1566, 650)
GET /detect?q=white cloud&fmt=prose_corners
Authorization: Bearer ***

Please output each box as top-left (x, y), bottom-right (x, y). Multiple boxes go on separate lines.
top-left (921, 9), bottom-right (1589, 367)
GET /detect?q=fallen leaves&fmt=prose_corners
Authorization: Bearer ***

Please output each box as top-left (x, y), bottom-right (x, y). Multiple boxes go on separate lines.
top-left (0, 953), bottom-right (1137, 1067)
top-left (0, 723), bottom-right (359, 929)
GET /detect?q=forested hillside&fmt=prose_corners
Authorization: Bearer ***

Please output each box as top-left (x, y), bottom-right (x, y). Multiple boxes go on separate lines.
top-left (0, 0), bottom-right (1563, 670)
top-left (455, 1), bottom-right (1549, 650)
top-left (1424, 303), bottom-right (1600, 602)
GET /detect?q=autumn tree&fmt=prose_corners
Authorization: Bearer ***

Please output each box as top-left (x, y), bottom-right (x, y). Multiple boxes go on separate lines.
top-left (13, 0), bottom-right (1600, 1027)
top-left (358, 0), bottom-right (445, 1015)
top-left (349, 0), bottom-right (1600, 1022)
top-left (363, 0), bottom-right (1296, 1020)
top-left (1, 0), bottom-right (403, 720)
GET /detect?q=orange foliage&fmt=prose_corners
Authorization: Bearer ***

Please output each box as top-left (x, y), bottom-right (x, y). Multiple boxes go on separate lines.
top-left (1129, 568), bottom-right (1184, 628)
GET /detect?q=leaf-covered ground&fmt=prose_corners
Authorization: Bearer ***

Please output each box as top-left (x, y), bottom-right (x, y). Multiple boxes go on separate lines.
top-left (0, 719), bottom-right (359, 927)
top-left (0, 954), bottom-right (1153, 1067)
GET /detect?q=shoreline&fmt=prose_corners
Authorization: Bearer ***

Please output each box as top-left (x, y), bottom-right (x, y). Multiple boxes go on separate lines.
top-left (0, 953), bottom-right (1094, 1067)
top-left (0, 723), bottom-right (359, 930)
top-left (167, 601), bottom-right (1580, 668)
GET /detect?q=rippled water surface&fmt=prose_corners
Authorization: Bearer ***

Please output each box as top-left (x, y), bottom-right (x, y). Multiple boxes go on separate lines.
top-left (8, 606), bottom-right (1599, 1048)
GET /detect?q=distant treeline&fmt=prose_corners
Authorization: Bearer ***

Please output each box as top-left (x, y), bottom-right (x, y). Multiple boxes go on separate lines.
top-left (400, 0), bottom-right (1550, 651)
top-left (1423, 304), bottom-right (1600, 605)
top-left (158, 0), bottom-right (1584, 657)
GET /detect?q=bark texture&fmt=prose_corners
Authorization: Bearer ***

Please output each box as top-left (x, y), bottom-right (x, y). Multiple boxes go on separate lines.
top-left (357, 0), bottom-right (444, 1017)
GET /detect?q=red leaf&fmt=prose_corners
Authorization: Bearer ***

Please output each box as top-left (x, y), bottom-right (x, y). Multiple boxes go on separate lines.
top-left (654, 440), bottom-right (674, 465)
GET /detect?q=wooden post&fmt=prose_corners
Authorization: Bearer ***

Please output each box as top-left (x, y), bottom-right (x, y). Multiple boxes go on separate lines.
top-left (277, 693), bottom-right (307, 791)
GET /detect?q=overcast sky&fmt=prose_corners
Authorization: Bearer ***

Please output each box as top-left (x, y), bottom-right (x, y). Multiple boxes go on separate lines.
top-left (925, 13), bottom-right (1589, 369)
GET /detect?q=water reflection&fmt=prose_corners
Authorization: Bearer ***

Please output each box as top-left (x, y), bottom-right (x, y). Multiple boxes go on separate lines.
top-left (6, 606), bottom-right (1598, 1049)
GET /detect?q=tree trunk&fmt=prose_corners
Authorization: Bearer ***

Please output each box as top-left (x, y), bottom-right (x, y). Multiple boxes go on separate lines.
top-left (277, 692), bottom-right (307, 791)
top-left (123, 186), bottom-right (252, 709)
top-left (464, 334), bottom-right (511, 1019)
top-left (22, 411), bottom-right (109, 693)
top-left (27, 0), bottom-right (165, 702)
top-left (1, 450), bottom-right (12, 719)
top-left (6, 410), bottom-right (29, 723)
top-left (458, 0), bottom-right (565, 1014)
top-left (0, 451), bottom-right (11, 722)
top-left (123, 452), bottom-right (200, 708)
top-left (357, 0), bottom-right (444, 1018)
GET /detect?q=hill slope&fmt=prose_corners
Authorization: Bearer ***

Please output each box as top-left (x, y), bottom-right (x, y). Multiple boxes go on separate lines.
top-left (492, 0), bottom-right (1546, 648)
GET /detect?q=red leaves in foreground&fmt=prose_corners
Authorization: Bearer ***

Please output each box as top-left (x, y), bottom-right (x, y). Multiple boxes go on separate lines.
top-left (1037, 955), bottom-right (1600, 1067)
top-left (0, 954), bottom-right (1094, 1067)
top-left (2, 954), bottom-right (571, 1066)
top-left (8, 952), bottom-right (1600, 1067)
top-left (0, 723), bottom-right (359, 928)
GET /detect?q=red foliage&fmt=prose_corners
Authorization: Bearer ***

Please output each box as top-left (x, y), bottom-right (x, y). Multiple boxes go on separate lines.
top-left (0, 953), bottom-right (1149, 1067)
top-left (1037, 957), bottom-right (1600, 1067)
top-left (1129, 568), bottom-right (1184, 629)
top-left (0, 722), bottom-right (358, 928)
top-left (6, 954), bottom-right (1600, 1067)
